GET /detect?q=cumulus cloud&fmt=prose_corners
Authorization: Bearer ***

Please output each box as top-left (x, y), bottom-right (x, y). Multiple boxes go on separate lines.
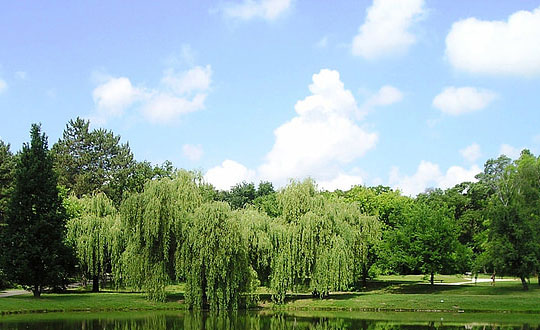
top-left (318, 173), bottom-right (364, 191)
top-left (161, 65), bottom-right (212, 95)
top-left (0, 79), bottom-right (6, 93)
top-left (499, 144), bottom-right (521, 159)
top-left (204, 160), bottom-right (256, 190)
top-left (352, 0), bottom-right (425, 59)
top-left (446, 7), bottom-right (540, 76)
top-left (91, 64), bottom-right (212, 124)
top-left (361, 85), bottom-right (403, 115)
top-left (93, 77), bottom-right (142, 118)
top-left (460, 143), bottom-right (482, 163)
top-left (182, 144), bottom-right (204, 161)
top-left (389, 161), bottom-right (481, 196)
top-left (222, 0), bottom-right (291, 21)
top-left (432, 87), bottom-right (496, 115)
top-left (204, 69), bottom-right (378, 190)
top-left (258, 69), bottom-right (378, 184)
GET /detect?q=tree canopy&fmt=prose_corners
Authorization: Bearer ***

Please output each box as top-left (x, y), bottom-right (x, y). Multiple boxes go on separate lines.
top-left (0, 124), bottom-right (74, 297)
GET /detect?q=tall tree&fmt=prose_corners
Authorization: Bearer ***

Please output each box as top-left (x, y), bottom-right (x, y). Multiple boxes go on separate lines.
top-left (0, 140), bottom-right (15, 224)
top-left (0, 124), bottom-right (74, 297)
top-left (66, 193), bottom-right (119, 292)
top-left (0, 140), bottom-right (15, 288)
top-left (181, 202), bottom-right (255, 310)
top-left (52, 117), bottom-right (136, 205)
top-left (484, 151), bottom-right (540, 290)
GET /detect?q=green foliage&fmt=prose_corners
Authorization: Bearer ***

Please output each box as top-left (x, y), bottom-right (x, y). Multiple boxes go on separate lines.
top-left (0, 124), bottom-right (75, 297)
top-left (482, 151), bottom-right (540, 289)
top-left (120, 171), bottom-right (203, 301)
top-left (52, 117), bottom-right (136, 205)
top-left (181, 202), bottom-right (255, 310)
top-left (0, 140), bottom-right (15, 225)
top-left (66, 193), bottom-right (119, 291)
top-left (269, 180), bottom-right (382, 302)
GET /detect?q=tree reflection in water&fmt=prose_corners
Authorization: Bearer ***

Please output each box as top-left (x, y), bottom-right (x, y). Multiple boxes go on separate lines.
top-left (0, 311), bottom-right (539, 329)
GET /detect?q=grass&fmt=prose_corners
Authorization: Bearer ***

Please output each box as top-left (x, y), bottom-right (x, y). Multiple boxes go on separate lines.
top-left (1, 275), bottom-right (539, 316)
top-left (0, 289), bottom-right (185, 315)
top-left (278, 277), bottom-right (540, 313)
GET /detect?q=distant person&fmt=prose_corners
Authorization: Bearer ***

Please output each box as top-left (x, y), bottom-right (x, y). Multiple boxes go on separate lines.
top-left (491, 272), bottom-right (496, 286)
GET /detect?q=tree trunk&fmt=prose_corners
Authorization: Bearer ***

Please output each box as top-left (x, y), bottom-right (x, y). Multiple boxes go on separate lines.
top-left (537, 273), bottom-right (540, 287)
top-left (32, 285), bottom-right (41, 298)
top-left (201, 265), bottom-right (208, 309)
top-left (430, 272), bottom-right (434, 285)
top-left (361, 264), bottom-right (367, 288)
top-left (92, 275), bottom-right (99, 292)
top-left (521, 276), bottom-right (529, 290)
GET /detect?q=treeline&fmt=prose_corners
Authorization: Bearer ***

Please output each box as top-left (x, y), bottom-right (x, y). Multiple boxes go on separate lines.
top-left (0, 119), bottom-right (539, 309)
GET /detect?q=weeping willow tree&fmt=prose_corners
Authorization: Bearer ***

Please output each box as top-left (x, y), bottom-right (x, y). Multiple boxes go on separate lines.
top-left (66, 193), bottom-right (119, 292)
top-left (235, 207), bottom-right (273, 286)
top-left (180, 201), bottom-right (256, 310)
top-left (269, 179), bottom-right (382, 303)
top-left (120, 171), bottom-right (203, 301)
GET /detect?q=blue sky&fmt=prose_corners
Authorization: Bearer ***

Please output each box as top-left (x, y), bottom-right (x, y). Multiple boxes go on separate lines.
top-left (1, 0), bottom-right (540, 195)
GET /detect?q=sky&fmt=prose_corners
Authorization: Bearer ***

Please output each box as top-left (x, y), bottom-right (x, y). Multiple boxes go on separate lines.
top-left (1, 0), bottom-right (540, 195)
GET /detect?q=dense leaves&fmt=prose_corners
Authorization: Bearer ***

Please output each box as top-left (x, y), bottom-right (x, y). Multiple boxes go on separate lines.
top-left (0, 124), bottom-right (75, 297)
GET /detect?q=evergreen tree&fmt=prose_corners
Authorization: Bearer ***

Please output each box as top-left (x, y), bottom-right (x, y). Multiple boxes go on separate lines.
top-left (0, 124), bottom-right (74, 297)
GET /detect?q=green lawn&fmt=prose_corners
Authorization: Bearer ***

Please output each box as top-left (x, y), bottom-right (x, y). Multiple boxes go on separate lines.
top-left (279, 277), bottom-right (540, 313)
top-left (0, 290), bottom-right (185, 315)
top-left (1, 276), bottom-right (539, 315)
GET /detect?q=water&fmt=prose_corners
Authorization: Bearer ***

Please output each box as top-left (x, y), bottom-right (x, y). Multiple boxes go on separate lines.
top-left (0, 311), bottom-right (539, 329)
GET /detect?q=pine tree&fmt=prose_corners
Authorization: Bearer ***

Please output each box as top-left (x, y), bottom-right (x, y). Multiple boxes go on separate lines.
top-left (0, 124), bottom-right (74, 297)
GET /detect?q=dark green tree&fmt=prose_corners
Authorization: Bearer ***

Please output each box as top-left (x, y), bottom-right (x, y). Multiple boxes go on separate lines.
top-left (0, 124), bottom-right (74, 297)
top-left (0, 140), bottom-right (15, 224)
top-left (0, 140), bottom-right (15, 288)
top-left (52, 117), bottom-right (136, 205)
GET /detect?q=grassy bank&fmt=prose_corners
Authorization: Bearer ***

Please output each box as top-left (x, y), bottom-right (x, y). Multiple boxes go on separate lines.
top-left (0, 291), bottom-right (185, 315)
top-left (1, 275), bottom-right (539, 315)
top-left (276, 276), bottom-right (540, 313)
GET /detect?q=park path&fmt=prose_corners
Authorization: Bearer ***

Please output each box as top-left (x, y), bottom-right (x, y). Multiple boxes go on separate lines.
top-left (0, 289), bottom-right (28, 297)
top-left (435, 278), bottom-right (520, 285)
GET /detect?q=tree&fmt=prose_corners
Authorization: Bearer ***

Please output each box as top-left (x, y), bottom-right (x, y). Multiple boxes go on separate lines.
top-left (120, 171), bottom-right (203, 301)
top-left (181, 202), bottom-right (256, 310)
top-left (0, 124), bottom-right (74, 297)
top-left (52, 117), bottom-right (136, 205)
top-left (66, 193), bottom-right (119, 292)
top-left (385, 200), bottom-right (459, 284)
top-left (0, 140), bottom-right (15, 288)
top-left (484, 151), bottom-right (540, 290)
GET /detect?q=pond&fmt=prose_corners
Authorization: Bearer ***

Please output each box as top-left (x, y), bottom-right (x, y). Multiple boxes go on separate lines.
top-left (0, 310), bottom-right (539, 329)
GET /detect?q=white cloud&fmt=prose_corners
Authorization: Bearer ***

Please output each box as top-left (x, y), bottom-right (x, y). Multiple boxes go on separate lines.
top-left (258, 69), bottom-right (378, 185)
top-left (318, 173), bottom-right (364, 191)
top-left (142, 92), bottom-right (207, 123)
top-left (204, 160), bottom-right (256, 190)
top-left (92, 77), bottom-right (142, 118)
top-left (91, 63), bottom-right (212, 124)
top-left (361, 85), bottom-right (403, 114)
top-left (222, 0), bottom-right (291, 21)
top-left (352, 0), bottom-right (425, 59)
top-left (182, 144), bottom-right (204, 161)
top-left (390, 161), bottom-right (480, 196)
top-left (499, 144), bottom-right (521, 159)
top-left (432, 87), bottom-right (496, 115)
top-left (0, 79), bottom-right (6, 93)
top-left (446, 7), bottom-right (540, 76)
top-left (460, 143), bottom-right (482, 163)
top-left (161, 65), bottom-right (212, 95)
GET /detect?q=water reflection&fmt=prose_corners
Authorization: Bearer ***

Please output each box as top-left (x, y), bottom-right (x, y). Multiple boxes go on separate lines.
top-left (0, 311), bottom-right (539, 329)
